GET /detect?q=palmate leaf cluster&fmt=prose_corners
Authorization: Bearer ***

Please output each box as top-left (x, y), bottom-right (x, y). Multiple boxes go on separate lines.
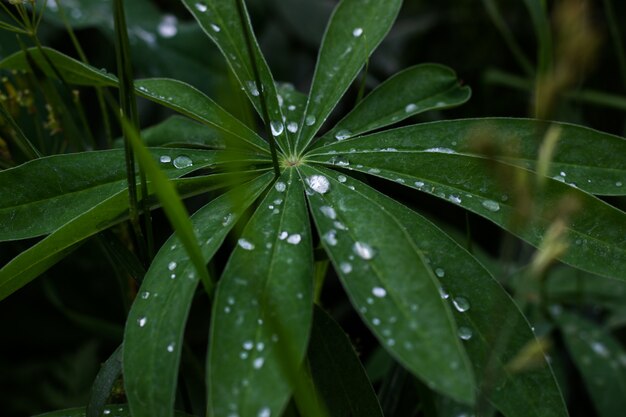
top-left (1, 1), bottom-right (626, 417)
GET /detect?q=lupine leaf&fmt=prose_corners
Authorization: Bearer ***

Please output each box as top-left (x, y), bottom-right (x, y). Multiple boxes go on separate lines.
top-left (135, 115), bottom-right (226, 149)
top-left (124, 173), bottom-right (272, 417)
top-left (316, 64), bottom-right (471, 147)
top-left (207, 169), bottom-right (313, 417)
top-left (32, 404), bottom-right (194, 417)
top-left (306, 127), bottom-right (626, 280)
top-left (295, 0), bottom-right (403, 152)
top-left (298, 164), bottom-right (475, 404)
top-left (181, 0), bottom-right (294, 154)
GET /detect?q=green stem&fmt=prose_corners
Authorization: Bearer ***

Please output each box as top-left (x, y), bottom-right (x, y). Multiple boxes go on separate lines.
top-left (235, 0), bottom-right (281, 177)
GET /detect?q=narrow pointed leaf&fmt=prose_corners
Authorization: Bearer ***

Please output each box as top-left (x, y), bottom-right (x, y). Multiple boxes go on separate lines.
top-left (136, 115), bottom-right (226, 149)
top-left (311, 118), bottom-right (626, 195)
top-left (0, 47), bottom-right (268, 153)
top-left (307, 128), bottom-right (626, 280)
top-left (0, 173), bottom-right (260, 301)
top-left (298, 165), bottom-right (475, 404)
top-left (181, 0), bottom-right (294, 153)
top-left (308, 306), bottom-right (384, 417)
top-left (295, 0), bottom-right (403, 151)
top-left (363, 176), bottom-right (567, 417)
top-left (208, 169), bottom-right (313, 417)
top-left (32, 405), bottom-right (194, 417)
top-left (317, 64), bottom-right (471, 146)
top-left (87, 344), bottom-right (123, 417)
top-left (0, 148), bottom-right (263, 241)
top-left (555, 311), bottom-right (626, 417)
top-left (124, 173), bottom-right (272, 417)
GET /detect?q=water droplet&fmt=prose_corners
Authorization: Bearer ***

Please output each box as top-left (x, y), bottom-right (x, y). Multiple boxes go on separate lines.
top-left (287, 234), bottom-right (302, 245)
top-left (340, 262), bottom-right (352, 274)
top-left (195, 2), bottom-right (208, 12)
top-left (482, 200), bottom-right (501, 212)
top-left (387, 339), bottom-right (396, 346)
top-left (337, 175), bottom-right (347, 183)
top-left (253, 357), bottom-right (264, 369)
top-left (168, 261), bottom-right (177, 271)
top-left (372, 317), bottom-right (381, 325)
top-left (167, 342), bottom-right (175, 352)
top-left (306, 175), bottom-right (330, 194)
top-left (452, 296), bottom-right (470, 312)
top-left (414, 181), bottom-right (425, 188)
top-left (324, 230), bottom-right (338, 246)
top-left (353, 241), bottom-right (376, 260)
top-left (275, 181), bottom-right (286, 192)
top-left (435, 268), bottom-right (445, 278)
top-left (320, 205), bottom-right (337, 219)
top-left (287, 121), bottom-right (298, 133)
top-left (238, 238), bottom-right (255, 250)
top-left (617, 181), bottom-right (623, 187)
top-left (381, 147), bottom-right (397, 152)
top-left (173, 155), bottom-right (193, 169)
top-left (372, 287), bottom-right (386, 297)
top-left (448, 195), bottom-right (462, 204)
top-left (158, 15), bottom-right (178, 38)
top-left (270, 121), bottom-right (284, 136)
top-left (103, 410), bottom-right (111, 416)
top-left (243, 341), bottom-right (254, 350)
top-left (141, 291), bottom-right (150, 299)
top-left (288, 104), bottom-right (296, 111)
top-left (256, 342), bottom-right (265, 352)
top-left (439, 287), bottom-right (450, 299)
top-left (591, 341), bottom-right (610, 357)
top-left (305, 115), bottom-right (316, 126)
top-left (423, 147), bottom-right (455, 154)
top-left (352, 27), bottom-right (363, 37)
top-left (335, 129), bottom-right (352, 140)
top-left (279, 231), bottom-right (288, 240)
top-left (138, 316), bottom-right (147, 327)
top-left (334, 221), bottom-right (348, 230)
top-left (330, 155), bottom-right (350, 166)
top-left (222, 213), bottom-right (234, 226)
top-left (170, 273), bottom-right (176, 279)
top-left (405, 103), bottom-right (418, 113)
top-left (246, 80), bottom-right (260, 96)
top-left (458, 326), bottom-right (473, 340)
top-left (258, 407), bottom-right (271, 417)
top-left (240, 352), bottom-right (248, 359)
top-left (160, 155), bottom-right (172, 163)
top-left (210, 23), bottom-right (221, 32)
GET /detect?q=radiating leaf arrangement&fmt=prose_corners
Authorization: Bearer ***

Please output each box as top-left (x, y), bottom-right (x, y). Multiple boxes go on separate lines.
top-left (1, 0), bottom-right (625, 416)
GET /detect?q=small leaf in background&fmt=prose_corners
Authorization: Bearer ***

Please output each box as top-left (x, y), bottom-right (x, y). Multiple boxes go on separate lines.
top-left (555, 310), bottom-right (626, 417)
top-left (207, 169), bottom-right (313, 417)
top-left (308, 306), bottom-right (384, 417)
top-left (32, 404), bottom-right (195, 417)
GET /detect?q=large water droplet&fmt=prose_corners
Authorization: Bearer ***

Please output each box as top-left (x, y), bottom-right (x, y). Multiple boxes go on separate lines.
top-left (238, 238), bottom-right (255, 250)
top-left (352, 27), bottom-right (363, 37)
top-left (482, 199), bottom-right (501, 212)
top-left (452, 296), bottom-right (470, 312)
top-left (158, 15), bottom-right (178, 38)
top-left (353, 241), bottom-right (376, 260)
top-left (160, 155), bottom-right (172, 163)
top-left (458, 326), bottom-right (473, 340)
top-left (320, 205), bottom-right (337, 219)
top-left (173, 155), bottom-right (193, 169)
top-left (278, 231), bottom-right (288, 240)
top-left (287, 121), bottom-right (298, 133)
top-left (335, 129), bottom-right (352, 140)
top-left (372, 286), bottom-right (387, 297)
top-left (306, 175), bottom-right (330, 194)
top-left (287, 234), bottom-right (302, 245)
top-left (270, 121), bottom-right (284, 136)
top-left (275, 181), bottom-right (286, 192)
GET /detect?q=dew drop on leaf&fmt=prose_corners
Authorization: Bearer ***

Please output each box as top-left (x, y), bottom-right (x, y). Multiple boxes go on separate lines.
top-left (340, 262), bottom-right (352, 274)
top-left (352, 27), bottom-right (363, 37)
top-left (448, 195), bottom-right (462, 204)
top-left (337, 174), bottom-right (347, 183)
top-left (306, 175), bottom-right (330, 194)
top-left (335, 129), bottom-right (352, 140)
top-left (158, 15), bottom-right (178, 38)
top-left (278, 231), bottom-right (288, 240)
top-left (305, 115), bottom-right (316, 126)
top-left (481, 199), bottom-right (501, 212)
top-left (452, 296), bottom-right (470, 312)
top-left (372, 286), bottom-right (387, 297)
top-left (173, 155), bottom-right (193, 169)
top-left (435, 268), bottom-right (445, 278)
top-left (353, 241), bottom-right (376, 260)
top-left (324, 230), bottom-right (338, 246)
top-left (168, 261), bottom-right (177, 271)
top-left (287, 121), bottom-right (298, 133)
top-left (319, 205), bottom-right (337, 219)
top-left (195, 2), bottom-right (207, 12)
top-left (258, 407), bottom-right (271, 417)
top-left (270, 121), bottom-right (284, 136)
top-left (238, 238), bottom-right (255, 250)
top-left (458, 326), bottom-right (473, 340)
top-left (253, 357), bottom-right (264, 369)
top-left (159, 155), bottom-right (171, 163)
top-left (287, 234), bottom-right (302, 245)
top-left (210, 23), bottom-right (221, 32)
top-left (137, 316), bottom-right (147, 327)
top-left (246, 80), bottom-right (260, 96)
top-left (405, 103), bottom-right (418, 112)
top-left (275, 181), bottom-right (286, 192)
top-left (167, 342), bottom-right (175, 352)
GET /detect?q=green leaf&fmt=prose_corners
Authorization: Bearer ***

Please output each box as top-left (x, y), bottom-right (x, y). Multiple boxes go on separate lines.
top-left (298, 165), bottom-right (475, 404)
top-left (32, 404), bottom-right (194, 417)
top-left (308, 306), bottom-right (384, 417)
top-left (87, 344), bottom-right (123, 417)
top-left (295, 0), bottom-right (403, 152)
top-left (316, 64), bottom-right (471, 146)
top-left (134, 115), bottom-right (226, 149)
top-left (124, 173), bottom-right (272, 417)
top-left (306, 126), bottom-right (626, 280)
top-left (0, 148), bottom-right (258, 241)
top-left (0, 173), bottom-right (257, 301)
top-left (0, 47), bottom-right (268, 153)
top-left (208, 169), bottom-right (313, 417)
top-left (181, 0), bottom-right (294, 154)
top-left (545, 266), bottom-right (626, 310)
top-left (555, 310), bottom-right (626, 417)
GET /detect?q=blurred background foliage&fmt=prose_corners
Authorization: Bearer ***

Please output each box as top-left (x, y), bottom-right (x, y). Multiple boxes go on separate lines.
top-left (1, 1), bottom-right (625, 416)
